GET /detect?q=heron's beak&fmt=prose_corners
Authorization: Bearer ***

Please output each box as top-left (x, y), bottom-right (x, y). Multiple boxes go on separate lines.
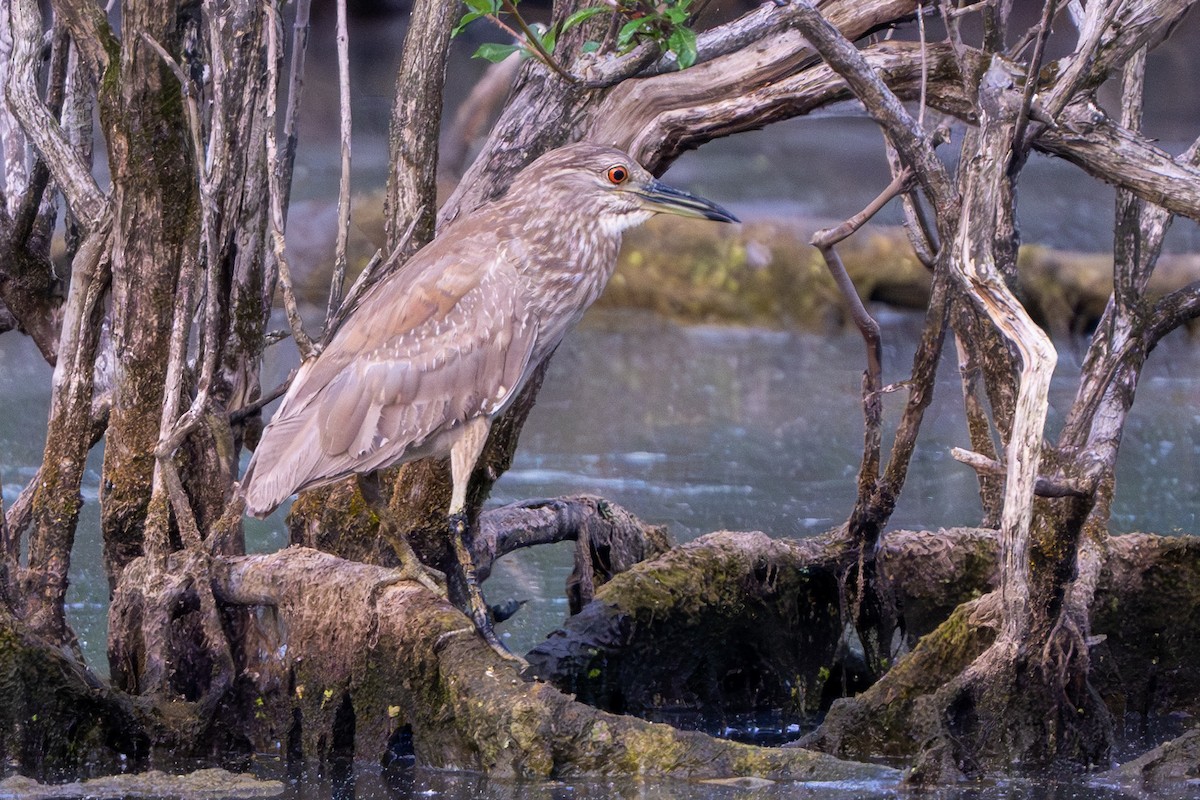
top-left (634, 179), bottom-right (740, 223)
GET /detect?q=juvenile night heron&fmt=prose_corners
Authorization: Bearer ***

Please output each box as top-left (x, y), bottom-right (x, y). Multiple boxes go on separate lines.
top-left (240, 142), bottom-right (738, 654)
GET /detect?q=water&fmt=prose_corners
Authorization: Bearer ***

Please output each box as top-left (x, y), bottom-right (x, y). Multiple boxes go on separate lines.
top-left (2, 307), bottom-right (1197, 672)
top-left (243, 759), bottom-right (1200, 800)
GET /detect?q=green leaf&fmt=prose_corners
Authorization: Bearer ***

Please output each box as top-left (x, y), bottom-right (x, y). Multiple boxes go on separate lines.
top-left (472, 42), bottom-right (522, 62)
top-left (452, 10), bottom-right (488, 37)
top-left (453, 0), bottom-right (501, 34)
top-left (668, 25), bottom-right (697, 69)
top-left (538, 26), bottom-right (557, 54)
top-left (617, 17), bottom-right (648, 48)
top-left (562, 6), bottom-right (610, 32)
top-left (581, 40), bottom-right (601, 53)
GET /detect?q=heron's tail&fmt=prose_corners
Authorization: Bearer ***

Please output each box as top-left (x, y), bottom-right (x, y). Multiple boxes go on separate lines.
top-left (239, 413), bottom-right (327, 518)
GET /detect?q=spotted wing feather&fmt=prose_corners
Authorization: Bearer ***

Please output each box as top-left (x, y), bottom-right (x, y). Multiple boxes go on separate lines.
top-left (241, 227), bottom-right (536, 517)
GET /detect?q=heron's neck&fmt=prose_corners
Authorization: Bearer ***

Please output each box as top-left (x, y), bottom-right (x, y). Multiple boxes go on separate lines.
top-left (510, 210), bottom-right (625, 334)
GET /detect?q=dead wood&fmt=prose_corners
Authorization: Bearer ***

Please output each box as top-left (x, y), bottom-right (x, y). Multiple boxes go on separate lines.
top-left (527, 528), bottom-right (1200, 776)
top-left (208, 546), bottom-right (896, 782)
top-left (473, 495), bottom-right (674, 613)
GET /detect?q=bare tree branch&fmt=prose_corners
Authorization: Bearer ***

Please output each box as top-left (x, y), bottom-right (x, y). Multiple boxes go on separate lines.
top-left (7, 0), bottom-right (107, 231)
top-left (45, 0), bottom-right (114, 82)
top-left (384, 0), bottom-right (457, 258)
top-left (811, 170), bottom-right (911, 516)
top-left (1147, 281), bottom-right (1200, 350)
top-left (742, 2), bottom-right (954, 212)
top-left (951, 448), bottom-right (1091, 499)
top-left (1037, 100), bottom-right (1200, 224)
top-left (264, 1), bottom-right (314, 360)
top-left (1008, 0), bottom-right (1057, 170)
top-left (1040, 0), bottom-right (1193, 124)
top-left (278, 0), bottom-right (312, 211)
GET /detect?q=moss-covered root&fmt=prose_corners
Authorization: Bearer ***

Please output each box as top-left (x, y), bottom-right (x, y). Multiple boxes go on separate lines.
top-left (526, 528), bottom-right (1001, 719)
top-left (799, 597), bottom-right (998, 768)
top-left (213, 547), bottom-right (896, 784)
top-left (0, 610), bottom-right (148, 782)
top-left (527, 531), bottom-right (845, 717)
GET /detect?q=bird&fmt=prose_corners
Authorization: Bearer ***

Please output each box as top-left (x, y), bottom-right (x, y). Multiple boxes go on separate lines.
top-left (240, 142), bottom-right (738, 656)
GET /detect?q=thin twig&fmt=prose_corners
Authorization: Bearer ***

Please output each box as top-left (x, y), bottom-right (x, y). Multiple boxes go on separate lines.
top-left (229, 369), bottom-right (297, 424)
top-left (916, 1), bottom-right (928, 130)
top-left (264, 0), bottom-right (315, 360)
top-left (326, 216), bottom-right (416, 340)
top-left (812, 170), bottom-right (911, 511)
top-left (791, 1), bottom-right (955, 214)
top-left (1008, 0), bottom-right (1056, 171)
top-left (325, 0), bottom-right (353, 331)
top-left (279, 0), bottom-right (312, 211)
top-left (812, 167), bottom-right (913, 248)
top-left (499, 0), bottom-right (577, 83)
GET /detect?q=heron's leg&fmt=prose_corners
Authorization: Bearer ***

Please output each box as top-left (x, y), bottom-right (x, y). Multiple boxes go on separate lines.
top-left (356, 473), bottom-right (445, 596)
top-left (448, 418), bottom-right (523, 664)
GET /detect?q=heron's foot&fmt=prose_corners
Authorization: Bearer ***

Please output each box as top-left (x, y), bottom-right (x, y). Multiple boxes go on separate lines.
top-left (393, 548), bottom-right (447, 596)
top-left (448, 510), bottom-right (526, 666)
top-left (379, 528), bottom-right (446, 597)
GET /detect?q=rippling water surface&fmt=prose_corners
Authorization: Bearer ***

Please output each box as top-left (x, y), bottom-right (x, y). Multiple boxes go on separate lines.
top-left (2, 308), bottom-right (1196, 671)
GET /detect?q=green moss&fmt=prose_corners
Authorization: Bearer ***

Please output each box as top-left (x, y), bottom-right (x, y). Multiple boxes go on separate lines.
top-left (619, 724), bottom-right (685, 772)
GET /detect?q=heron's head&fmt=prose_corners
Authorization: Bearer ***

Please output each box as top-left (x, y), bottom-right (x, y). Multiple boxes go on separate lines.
top-left (514, 143), bottom-right (739, 233)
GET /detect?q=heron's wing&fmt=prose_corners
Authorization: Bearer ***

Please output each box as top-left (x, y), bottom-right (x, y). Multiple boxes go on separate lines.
top-left (312, 260), bottom-right (535, 460)
top-left (241, 229), bottom-right (536, 516)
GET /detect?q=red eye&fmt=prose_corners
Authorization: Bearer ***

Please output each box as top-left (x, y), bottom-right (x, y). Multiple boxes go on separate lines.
top-left (606, 165), bottom-right (629, 185)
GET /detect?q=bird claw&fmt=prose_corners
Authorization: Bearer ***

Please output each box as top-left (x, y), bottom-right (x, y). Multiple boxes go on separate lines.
top-left (395, 559), bottom-right (447, 597)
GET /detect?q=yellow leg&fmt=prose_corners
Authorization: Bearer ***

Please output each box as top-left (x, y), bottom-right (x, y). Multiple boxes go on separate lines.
top-left (448, 419), bottom-right (524, 664)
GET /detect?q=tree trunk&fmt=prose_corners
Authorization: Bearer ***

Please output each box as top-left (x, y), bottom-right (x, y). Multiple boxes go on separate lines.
top-left (96, 1), bottom-right (199, 584)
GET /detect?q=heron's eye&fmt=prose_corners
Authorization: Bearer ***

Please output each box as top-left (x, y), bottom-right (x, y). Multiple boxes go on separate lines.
top-left (606, 165), bottom-right (629, 185)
